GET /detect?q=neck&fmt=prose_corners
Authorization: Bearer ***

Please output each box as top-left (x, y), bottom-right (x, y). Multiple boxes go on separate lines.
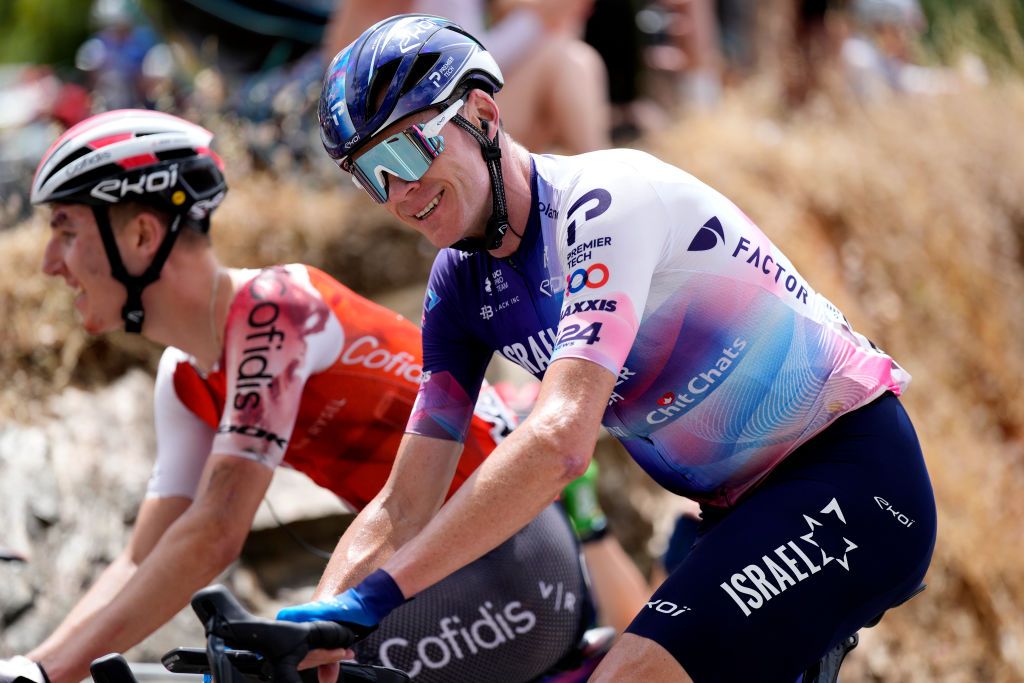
top-left (139, 253), bottom-right (233, 371)
top-left (486, 140), bottom-right (533, 259)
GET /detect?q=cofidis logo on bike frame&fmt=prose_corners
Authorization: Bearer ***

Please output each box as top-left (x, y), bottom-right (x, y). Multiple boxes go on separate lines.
top-left (566, 263), bottom-right (610, 295)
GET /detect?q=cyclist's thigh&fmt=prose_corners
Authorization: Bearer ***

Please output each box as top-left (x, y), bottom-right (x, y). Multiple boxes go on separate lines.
top-left (626, 394), bottom-right (937, 683)
top-left (355, 503), bottom-right (588, 682)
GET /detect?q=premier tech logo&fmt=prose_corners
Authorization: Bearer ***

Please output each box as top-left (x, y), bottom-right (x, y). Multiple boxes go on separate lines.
top-left (688, 216), bottom-right (812, 307)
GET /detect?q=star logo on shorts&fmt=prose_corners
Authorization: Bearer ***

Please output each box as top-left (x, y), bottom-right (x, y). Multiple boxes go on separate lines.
top-left (800, 497), bottom-right (858, 571)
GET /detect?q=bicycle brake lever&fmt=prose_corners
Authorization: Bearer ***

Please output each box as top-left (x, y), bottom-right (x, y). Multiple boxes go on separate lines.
top-left (207, 632), bottom-right (239, 683)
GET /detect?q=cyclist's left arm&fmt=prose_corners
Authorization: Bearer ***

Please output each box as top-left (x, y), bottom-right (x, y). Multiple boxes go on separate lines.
top-left (281, 165), bottom-right (670, 629)
top-left (389, 163), bottom-right (672, 595)
top-left (385, 355), bottom-right (616, 596)
top-left (282, 356), bottom-right (615, 666)
top-left (310, 431), bottom-right (464, 600)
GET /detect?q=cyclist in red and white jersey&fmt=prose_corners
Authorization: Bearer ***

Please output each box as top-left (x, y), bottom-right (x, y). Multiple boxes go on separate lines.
top-left (11, 109), bottom-right (591, 683)
top-left (277, 15), bottom-right (937, 683)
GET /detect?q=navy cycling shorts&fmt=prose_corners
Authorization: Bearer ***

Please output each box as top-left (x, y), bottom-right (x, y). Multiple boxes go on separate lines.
top-left (625, 393), bottom-right (937, 683)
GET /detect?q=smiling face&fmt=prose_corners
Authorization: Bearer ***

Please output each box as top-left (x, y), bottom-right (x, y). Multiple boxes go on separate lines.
top-left (40, 203), bottom-right (161, 334)
top-left (352, 91), bottom-right (500, 248)
top-left (42, 204), bottom-right (126, 334)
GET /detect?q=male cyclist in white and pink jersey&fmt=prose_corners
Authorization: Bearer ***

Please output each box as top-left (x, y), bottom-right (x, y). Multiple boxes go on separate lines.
top-left (277, 14), bottom-right (937, 683)
top-left (6, 109), bottom-right (595, 683)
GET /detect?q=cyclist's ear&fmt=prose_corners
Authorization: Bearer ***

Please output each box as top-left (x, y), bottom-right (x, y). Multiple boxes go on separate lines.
top-left (464, 89), bottom-right (500, 137)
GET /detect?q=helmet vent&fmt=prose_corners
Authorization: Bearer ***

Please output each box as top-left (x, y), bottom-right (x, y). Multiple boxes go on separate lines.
top-left (367, 59), bottom-right (402, 120)
top-left (180, 166), bottom-right (220, 196)
top-left (401, 53), bottom-right (441, 97)
top-left (158, 148), bottom-right (196, 161)
top-left (39, 147), bottom-right (89, 187)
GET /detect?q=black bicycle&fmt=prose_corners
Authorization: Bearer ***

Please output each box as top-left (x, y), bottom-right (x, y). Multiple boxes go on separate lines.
top-left (86, 585), bottom-right (615, 683)
top-left (85, 582), bottom-right (923, 683)
top-left (89, 585), bottom-right (410, 683)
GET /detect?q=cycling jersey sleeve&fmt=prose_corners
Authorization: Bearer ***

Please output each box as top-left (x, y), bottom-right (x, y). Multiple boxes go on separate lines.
top-left (406, 252), bottom-right (493, 442)
top-left (212, 267), bottom-right (342, 466)
top-left (148, 347), bottom-right (215, 499)
top-left (550, 164), bottom-right (672, 376)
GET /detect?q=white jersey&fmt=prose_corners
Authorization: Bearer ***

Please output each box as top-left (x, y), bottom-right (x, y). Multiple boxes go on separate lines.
top-left (409, 149), bottom-right (910, 505)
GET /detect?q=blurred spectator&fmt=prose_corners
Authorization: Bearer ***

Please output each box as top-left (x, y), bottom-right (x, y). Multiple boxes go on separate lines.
top-left (671, 0), bottom-right (725, 109)
top-left (840, 0), bottom-right (984, 100)
top-left (584, 0), bottom-right (647, 144)
top-left (783, 0), bottom-right (840, 107)
top-left (716, 0), bottom-right (758, 80)
top-left (647, 497), bottom-right (702, 587)
top-left (75, 0), bottom-right (173, 110)
top-left (322, 0), bottom-right (412, 56)
top-left (637, 0), bottom-right (725, 111)
top-left (0, 66), bottom-right (90, 227)
top-left (323, 1), bottom-right (612, 153)
top-left (483, 0), bottom-right (611, 152)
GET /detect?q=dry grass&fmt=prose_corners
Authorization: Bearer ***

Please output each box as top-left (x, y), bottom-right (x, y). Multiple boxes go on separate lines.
top-left (3, 80), bottom-right (1024, 679)
top-left (641, 84), bottom-right (1024, 680)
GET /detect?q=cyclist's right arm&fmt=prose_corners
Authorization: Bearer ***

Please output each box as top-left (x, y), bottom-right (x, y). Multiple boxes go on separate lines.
top-left (26, 495), bottom-right (189, 665)
top-left (28, 454), bottom-right (273, 683)
top-left (29, 457), bottom-right (273, 683)
top-left (26, 349), bottom-right (276, 683)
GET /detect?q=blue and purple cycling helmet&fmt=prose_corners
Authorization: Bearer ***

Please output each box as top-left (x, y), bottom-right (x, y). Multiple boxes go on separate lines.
top-left (320, 14), bottom-right (515, 251)
top-left (320, 14), bottom-right (503, 161)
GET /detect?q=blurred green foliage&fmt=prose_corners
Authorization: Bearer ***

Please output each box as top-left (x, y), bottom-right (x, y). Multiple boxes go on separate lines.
top-left (920, 0), bottom-right (1024, 70)
top-left (0, 0), bottom-right (93, 68)
top-left (0, 0), bottom-right (162, 69)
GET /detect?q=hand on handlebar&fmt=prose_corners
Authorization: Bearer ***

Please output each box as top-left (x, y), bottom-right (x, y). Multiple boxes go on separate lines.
top-left (276, 568), bottom-right (407, 638)
top-left (277, 570), bottom-right (406, 683)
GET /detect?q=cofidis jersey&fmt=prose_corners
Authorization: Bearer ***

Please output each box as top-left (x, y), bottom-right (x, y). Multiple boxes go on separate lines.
top-left (148, 265), bottom-right (515, 509)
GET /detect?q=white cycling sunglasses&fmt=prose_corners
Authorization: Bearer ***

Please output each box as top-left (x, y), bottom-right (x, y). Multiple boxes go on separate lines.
top-left (342, 99), bottom-right (464, 204)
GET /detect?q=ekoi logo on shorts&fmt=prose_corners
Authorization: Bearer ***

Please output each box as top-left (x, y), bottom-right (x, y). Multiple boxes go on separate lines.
top-left (645, 600), bottom-right (691, 617)
top-left (719, 498), bottom-right (859, 617)
top-left (874, 496), bottom-right (917, 528)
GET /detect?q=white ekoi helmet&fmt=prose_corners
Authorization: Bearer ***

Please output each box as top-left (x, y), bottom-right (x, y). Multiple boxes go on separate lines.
top-left (31, 109), bottom-right (227, 332)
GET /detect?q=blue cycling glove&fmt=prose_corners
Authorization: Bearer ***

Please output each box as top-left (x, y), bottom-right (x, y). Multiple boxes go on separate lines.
top-left (276, 569), bottom-right (407, 639)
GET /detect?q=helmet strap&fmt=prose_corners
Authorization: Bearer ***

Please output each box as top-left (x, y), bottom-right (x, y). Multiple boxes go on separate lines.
top-left (91, 205), bottom-right (184, 334)
top-left (448, 116), bottom-right (520, 252)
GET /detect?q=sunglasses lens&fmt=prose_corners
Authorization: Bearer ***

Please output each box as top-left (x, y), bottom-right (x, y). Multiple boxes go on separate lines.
top-left (345, 102), bottom-right (461, 202)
